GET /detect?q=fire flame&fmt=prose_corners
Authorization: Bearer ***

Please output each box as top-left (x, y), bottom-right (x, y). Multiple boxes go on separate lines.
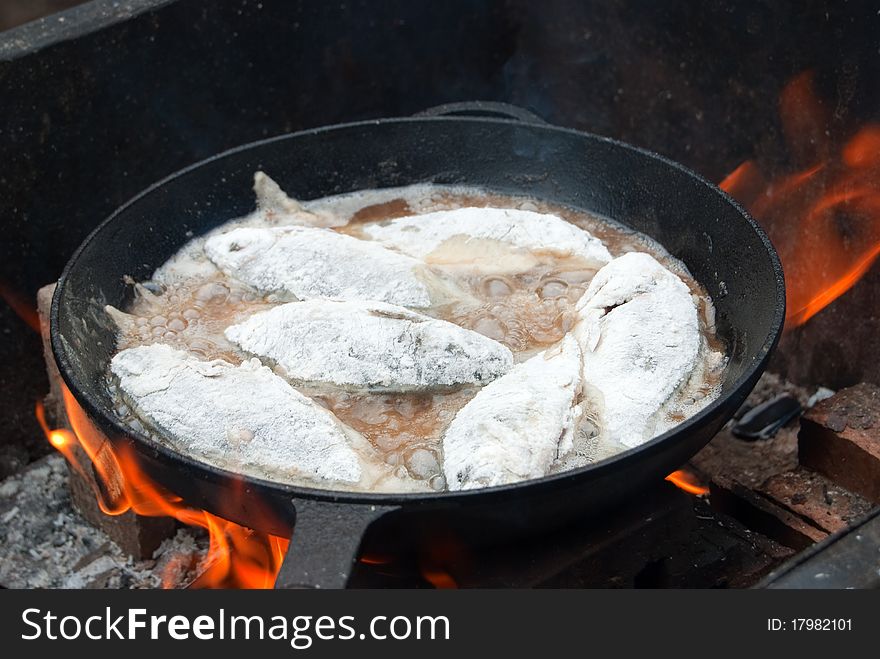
top-left (665, 469), bottom-right (709, 496)
top-left (720, 71), bottom-right (880, 328)
top-left (0, 281), bottom-right (40, 332)
top-left (39, 385), bottom-right (289, 589)
top-left (418, 536), bottom-right (464, 589)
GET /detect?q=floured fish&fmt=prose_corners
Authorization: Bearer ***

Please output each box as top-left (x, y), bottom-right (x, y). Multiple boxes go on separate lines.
top-left (204, 225), bottom-right (457, 308)
top-left (226, 299), bottom-right (514, 391)
top-left (252, 171), bottom-right (343, 228)
top-left (111, 343), bottom-right (368, 484)
top-left (574, 252), bottom-right (700, 449)
top-left (362, 207), bottom-right (612, 273)
top-left (442, 334), bottom-right (584, 490)
top-left (109, 179), bottom-right (726, 494)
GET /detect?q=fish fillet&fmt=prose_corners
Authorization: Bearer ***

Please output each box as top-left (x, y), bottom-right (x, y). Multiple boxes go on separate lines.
top-left (204, 225), bottom-right (454, 308)
top-left (252, 171), bottom-right (343, 228)
top-left (362, 207), bottom-right (611, 273)
top-left (226, 299), bottom-right (514, 391)
top-left (574, 252), bottom-right (700, 448)
top-left (110, 343), bottom-right (364, 483)
top-left (442, 334), bottom-right (584, 490)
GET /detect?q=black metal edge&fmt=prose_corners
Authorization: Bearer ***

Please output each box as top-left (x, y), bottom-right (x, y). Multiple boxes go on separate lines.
top-left (758, 505), bottom-right (880, 589)
top-left (0, 0), bottom-right (174, 61)
top-left (274, 501), bottom-right (400, 589)
top-left (49, 114), bottom-right (786, 509)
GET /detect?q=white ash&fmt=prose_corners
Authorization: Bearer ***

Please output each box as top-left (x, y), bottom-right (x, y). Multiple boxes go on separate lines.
top-left (362, 207), bottom-right (612, 273)
top-left (442, 334), bottom-right (584, 490)
top-left (225, 299), bottom-right (514, 391)
top-left (807, 387), bottom-right (836, 408)
top-left (574, 252), bottom-right (702, 448)
top-left (204, 225), bottom-right (458, 308)
top-left (110, 343), bottom-right (364, 483)
top-left (0, 453), bottom-right (207, 589)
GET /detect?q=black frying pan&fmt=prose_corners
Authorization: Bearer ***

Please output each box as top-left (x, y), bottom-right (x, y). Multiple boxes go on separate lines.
top-left (50, 103), bottom-right (785, 588)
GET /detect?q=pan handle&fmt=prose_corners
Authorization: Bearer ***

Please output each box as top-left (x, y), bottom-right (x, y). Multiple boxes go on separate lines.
top-left (414, 100), bottom-right (548, 125)
top-left (274, 499), bottom-right (399, 589)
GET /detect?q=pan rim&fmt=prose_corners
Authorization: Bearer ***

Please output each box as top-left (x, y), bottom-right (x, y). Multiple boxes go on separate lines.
top-left (50, 114), bottom-right (786, 507)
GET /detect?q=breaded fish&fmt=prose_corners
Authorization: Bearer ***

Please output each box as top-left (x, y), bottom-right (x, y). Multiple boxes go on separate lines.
top-left (204, 225), bottom-right (455, 308)
top-left (226, 299), bottom-right (514, 391)
top-left (442, 334), bottom-right (584, 490)
top-left (574, 252), bottom-right (701, 448)
top-left (110, 343), bottom-right (364, 483)
top-left (362, 207), bottom-right (611, 273)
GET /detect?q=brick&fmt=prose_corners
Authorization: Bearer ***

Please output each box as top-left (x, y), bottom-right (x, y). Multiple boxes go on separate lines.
top-left (36, 284), bottom-right (65, 426)
top-left (709, 474), bottom-right (827, 550)
top-left (66, 443), bottom-right (177, 559)
top-left (37, 283), bottom-right (176, 559)
top-left (798, 383), bottom-right (880, 504)
top-left (757, 467), bottom-right (873, 534)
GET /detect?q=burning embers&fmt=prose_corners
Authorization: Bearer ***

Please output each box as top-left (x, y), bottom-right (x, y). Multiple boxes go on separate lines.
top-left (38, 385), bottom-right (288, 589)
top-left (720, 71), bottom-right (880, 328)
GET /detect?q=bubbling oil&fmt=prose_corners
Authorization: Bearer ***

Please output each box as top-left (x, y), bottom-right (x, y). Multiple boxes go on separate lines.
top-left (108, 185), bottom-right (726, 490)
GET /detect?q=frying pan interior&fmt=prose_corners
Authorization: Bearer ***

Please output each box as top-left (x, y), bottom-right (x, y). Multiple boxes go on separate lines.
top-left (51, 117), bottom-right (784, 529)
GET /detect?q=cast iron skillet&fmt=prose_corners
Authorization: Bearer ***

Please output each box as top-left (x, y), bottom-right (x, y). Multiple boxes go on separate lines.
top-left (51, 103), bottom-right (785, 588)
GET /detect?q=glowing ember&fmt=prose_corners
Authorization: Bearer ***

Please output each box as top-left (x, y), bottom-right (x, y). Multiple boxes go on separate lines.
top-left (418, 535), bottom-right (465, 589)
top-left (420, 567), bottom-right (458, 589)
top-left (665, 470), bottom-right (709, 496)
top-left (37, 385), bottom-right (289, 589)
top-left (720, 71), bottom-right (880, 328)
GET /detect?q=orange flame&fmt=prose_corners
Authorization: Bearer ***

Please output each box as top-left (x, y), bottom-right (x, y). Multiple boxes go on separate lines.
top-left (665, 470), bottom-right (709, 496)
top-left (36, 400), bottom-right (92, 484)
top-left (720, 71), bottom-right (880, 328)
top-left (38, 385), bottom-right (289, 589)
top-left (418, 534), bottom-right (465, 589)
top-left (0, 281), bottom-right (40, 332)
top-left (359, 553), bottom-right (393, 565)
top-left (421, 566), bottom-right (459, 589)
